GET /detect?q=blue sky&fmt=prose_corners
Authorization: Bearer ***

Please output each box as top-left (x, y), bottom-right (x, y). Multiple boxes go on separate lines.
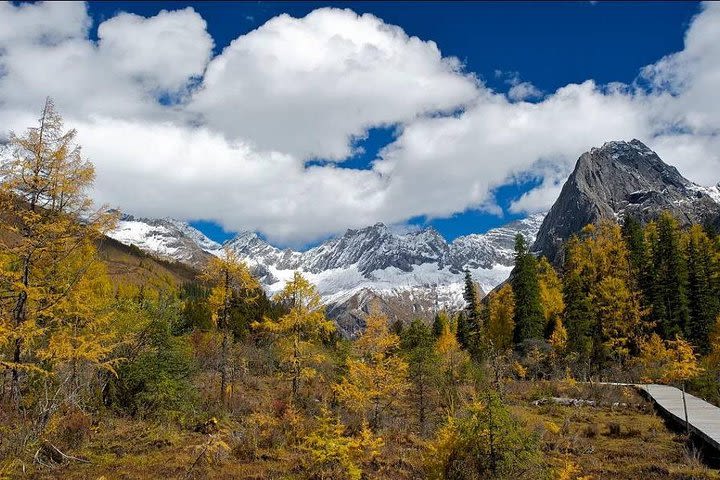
top-left (86, 1), bottom-right (699, 246)
top-left (4, 1), bottom-right (713, 249)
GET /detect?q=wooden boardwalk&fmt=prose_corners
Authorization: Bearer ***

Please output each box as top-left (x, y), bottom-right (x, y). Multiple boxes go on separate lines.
top-left (637, 383), bottom-right (720, 451)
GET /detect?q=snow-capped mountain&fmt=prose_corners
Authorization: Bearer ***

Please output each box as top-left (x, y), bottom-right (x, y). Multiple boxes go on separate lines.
top-left (108, 212), bottom-right (545, 335)
top-left (108, 214), bottom-right (220, 267)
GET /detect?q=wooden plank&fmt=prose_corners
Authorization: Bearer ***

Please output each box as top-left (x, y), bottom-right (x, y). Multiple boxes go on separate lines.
top-left (638, 383), bottom-right (720, 451)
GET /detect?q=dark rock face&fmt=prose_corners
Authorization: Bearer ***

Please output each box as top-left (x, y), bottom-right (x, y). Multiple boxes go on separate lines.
top-left (533, 139), bottom-right (720, 264)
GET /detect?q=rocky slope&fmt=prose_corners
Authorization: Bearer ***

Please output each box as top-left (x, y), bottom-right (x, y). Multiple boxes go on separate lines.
top-left (533, 139), bottom-right (720, 264)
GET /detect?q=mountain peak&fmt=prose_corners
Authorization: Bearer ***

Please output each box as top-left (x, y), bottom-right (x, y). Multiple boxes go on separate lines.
top-left (533, 140), bottom-right (720, 263)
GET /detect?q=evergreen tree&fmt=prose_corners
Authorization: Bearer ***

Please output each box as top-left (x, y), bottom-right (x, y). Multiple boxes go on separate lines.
top-left (511, 234), bottom-right (544, 344)
top-left (432, 311), bottom-right (450, 338)
top-left (460, 270), bottom-right (482, 352)
top-left (684, 225), bottom-right (719, 353)
top-left (401, 319), bottom-right (441, 435)
top-left (649, 213), bottom-right (689, 338)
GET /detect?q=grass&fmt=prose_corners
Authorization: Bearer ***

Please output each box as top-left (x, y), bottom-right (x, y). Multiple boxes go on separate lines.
top-left (10, 380), bottom-right (719, 479)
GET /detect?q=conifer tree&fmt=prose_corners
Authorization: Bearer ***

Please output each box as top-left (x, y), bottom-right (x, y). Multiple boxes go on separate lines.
top-left (202, 249), bottom-right (259, 406)
top-left (254, 272), bottom-right (335, 402)
top-left (511, 234), bottom-right (544, 343)
top-left (649, 213), bottom-right (689, 338)
top-left (432, 311), bottom-right (450, 338)
top-left (334, 310), bottom-right (409, 430)
top-left (459, 269), bottom-right (482, 352)
top-left (0, 99), bottom-right (115, 408)
top-left (684, 225), bottom-right (719, 353)
top-left (537, 257), bottom-right (564, 337)
top-left (401, 319), bottom-right (441, 435)
top-left (486, 284), bottom-right (515, 351)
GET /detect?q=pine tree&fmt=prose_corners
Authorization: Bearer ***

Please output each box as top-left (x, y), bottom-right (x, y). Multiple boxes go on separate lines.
top-left (401, 319), bottom-right (440, 435)
top-left (684, 225), bottom-right (719, 354)
top-left (0, 99), bottom-right (115, 408)
top-left (511, 234), bottom-right (544, 344)
top-left (432, 311), bottom-right (450, 338)
top-left (649, 213), bottom-right (689, 338)
top-left (460, 269), bottom-right (482, 352)
top-left (253, 271), bottom-right (335, 402)
top-left (202, 248), bottom-right (259, 406)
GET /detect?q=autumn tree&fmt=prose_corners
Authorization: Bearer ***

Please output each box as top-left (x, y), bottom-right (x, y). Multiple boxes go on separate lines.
top-left (537, 257), bottom-right (564, 337)
top-left (486, 284), bottom-right (515, 352)
top-left (435, 319), bottom-right (470, 413)
top-left (0, 99), bottom-right (115, 408)
top-left (301, 407), bottom-right (384, 480)
top-left (562, 222), bottom-right (645, 373)
top-left (202, 249), bottom-right (259, 406)
top-left (427, 392), bottom-right (545, 479)
top-left (638, 333), bottom-right (703, 433)
top-left (334, 309), bottom-right (409, 430)
top-left (254, 271), bottom-right (335, 402)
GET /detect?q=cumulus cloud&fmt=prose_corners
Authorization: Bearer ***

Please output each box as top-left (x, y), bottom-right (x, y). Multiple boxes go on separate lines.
top-left (0, 1), bottom-right (719, 244)
top-left (189, 8), bottom-right (479, 160)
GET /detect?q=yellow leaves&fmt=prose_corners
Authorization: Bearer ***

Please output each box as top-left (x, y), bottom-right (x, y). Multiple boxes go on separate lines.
top-left (334, 310), bottom-right (409, 426)
top-left (201, 248), bottom-right (259, 328)
top-left (549, 317), bottom-right (568, 354)
top-left (487, 283), bottom-right (515, 351)
top-left (638, 333), bottom-right (704, 384)
top-left (301, 408), bottom-right (384, 480)
top-left (554, 460), bottom-right (592, 480)
top-left (544, 421), bottom-right (561, 436)
top-left (512, 361), bottom-right (528, 380)
top-left (538, 256), bottom-right (565, 326)
top-left (252, 272), bottom-right (334, 398)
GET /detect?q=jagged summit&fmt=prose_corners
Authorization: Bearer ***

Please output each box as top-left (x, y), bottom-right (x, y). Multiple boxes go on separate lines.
top-left (533, 139), bottom-right (720, 263)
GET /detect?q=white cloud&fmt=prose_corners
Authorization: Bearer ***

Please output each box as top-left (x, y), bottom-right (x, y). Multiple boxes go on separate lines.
top-left (97, 8), bottom-right (213, 94)
top-left (189, 8), bottom-right (479, 160)
top-left (0, 2), bottom-right (719, 244)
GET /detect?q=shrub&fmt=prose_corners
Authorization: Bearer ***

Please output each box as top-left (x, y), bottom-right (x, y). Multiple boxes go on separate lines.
top-left (426, 392), bottom-right (547, 479)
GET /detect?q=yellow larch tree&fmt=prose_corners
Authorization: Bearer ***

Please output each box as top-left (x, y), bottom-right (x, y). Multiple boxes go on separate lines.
top-left (253, 271), bottom-right (335, 401)
top-left (537, 256), bottom-right (564, 335)
top-left (202, 248), bottom-right (259, 406)
top-left (334, 309), bottom-right (409, 429)
top-left (435, 319), bottom-right (469, 413)
top-left (0, 98), bottom-right (115, 408)
top-left (486, 283), bottom-right (515, 351)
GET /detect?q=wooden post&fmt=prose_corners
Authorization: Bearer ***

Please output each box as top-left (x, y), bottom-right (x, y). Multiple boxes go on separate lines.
top-left (681, 381), bottom-right (690, 436)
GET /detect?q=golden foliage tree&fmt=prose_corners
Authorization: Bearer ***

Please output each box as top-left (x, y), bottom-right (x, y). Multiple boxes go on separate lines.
top-left (253, 271), bottom-right (335, 401)
top-left (334, 310), bottom-right (409, 429)
top-left (435, 320), bottom-right (470, 413)
top-left (537, 257), bottom-right (564, 335)
top-left (0, 99), bottom-right (115, 407)
top-left (301, 407), bottom-right (384, 480)
top-left (201, 248), bottom-right (259, 405)
top-left (486, 284), bottom-right (515, 351)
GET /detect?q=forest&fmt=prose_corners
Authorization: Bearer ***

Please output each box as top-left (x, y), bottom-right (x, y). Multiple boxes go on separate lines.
top-left (1, 102), bottom-right (719, 479)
